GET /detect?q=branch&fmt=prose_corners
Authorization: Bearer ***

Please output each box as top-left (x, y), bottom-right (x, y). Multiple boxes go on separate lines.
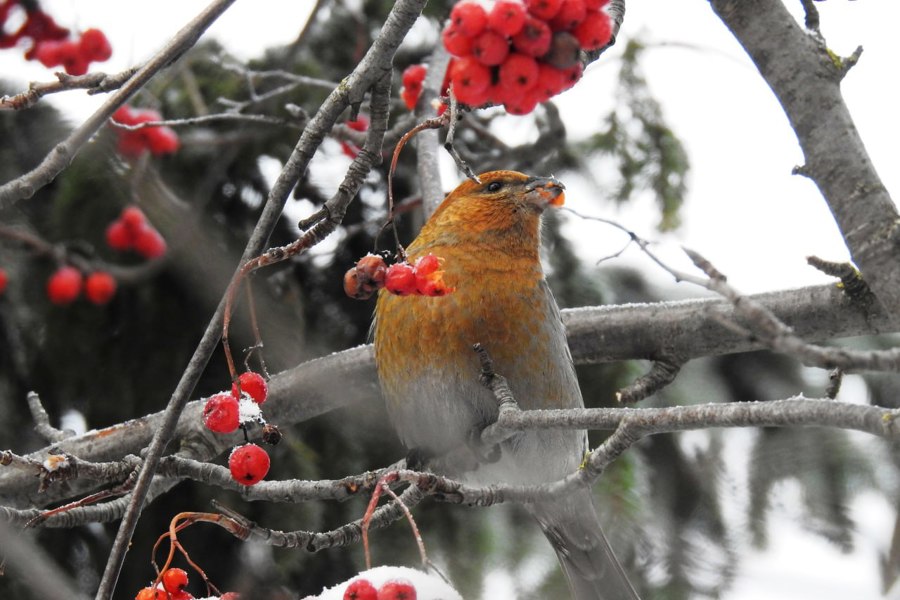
top-left (0, 68), bottom-right (139, 110)
top-left (709, 0), bottom-right (900, 319)
top-left (2, 282), bottom-right (897, 509)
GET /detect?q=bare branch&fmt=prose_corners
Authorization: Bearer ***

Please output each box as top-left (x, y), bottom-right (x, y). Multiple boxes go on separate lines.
top-left (0, 68), bottom-right (139, 110)
top-left (710, 0), bottom-right (900, 319)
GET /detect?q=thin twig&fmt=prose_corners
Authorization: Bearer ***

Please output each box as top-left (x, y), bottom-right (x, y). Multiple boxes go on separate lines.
top-left (26, 392), bottom-right (72, 443)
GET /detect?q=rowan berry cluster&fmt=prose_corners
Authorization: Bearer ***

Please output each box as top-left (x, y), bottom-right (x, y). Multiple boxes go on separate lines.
top-left (0, 1), bottom-right (112, 75)
top-left (134, 567), bottom-right (240, 600)
top-left (201, 371), bottom-right (275, 486)
top-left (111, 105), bottom-right (180, 159)
top-left (105, 205), bottom-right (168, 259)
top-left (344, 577), bottom-right (417, 600)
top-left (344, 254), bottom-right (454, 300)
top-left (440, 0), bottom-right (612, 114)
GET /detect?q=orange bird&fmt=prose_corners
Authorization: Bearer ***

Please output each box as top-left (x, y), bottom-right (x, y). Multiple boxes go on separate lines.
top-left (374, 171), bottom-right (639, 599)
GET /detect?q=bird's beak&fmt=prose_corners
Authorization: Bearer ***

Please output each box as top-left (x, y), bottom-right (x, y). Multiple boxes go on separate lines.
top-left (524, 176), bottom-right (566, 211)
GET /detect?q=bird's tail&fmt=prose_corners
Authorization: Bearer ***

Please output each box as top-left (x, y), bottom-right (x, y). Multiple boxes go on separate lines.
top-left (530, 488), bottom-right (640, 600)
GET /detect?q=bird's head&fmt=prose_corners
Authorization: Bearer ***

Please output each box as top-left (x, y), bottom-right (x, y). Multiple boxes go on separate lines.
top-left (416, 171), bottom-right (566, 251)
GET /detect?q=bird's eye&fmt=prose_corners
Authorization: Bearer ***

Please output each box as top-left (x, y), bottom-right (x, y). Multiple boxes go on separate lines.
top-left (486, 181), bottom-right (504, 192)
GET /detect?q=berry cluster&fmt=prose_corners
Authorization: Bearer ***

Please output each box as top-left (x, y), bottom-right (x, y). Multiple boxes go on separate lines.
top-left (344, 254), bottom-right (454, 300)
top-left (201, 371), bottom-right (275, 486)
top-left (441, 0), bottom-right (612, 114)
top-left (344, 577), bottom-right (417, 600)
top-left (46, 266), bottom-right (117, 306)
top-left (134, 567), bottom-right (240, 600)
top-left (33, 27), bottom-right (111, 75)
top-left (110, 105), bottom-right (180, 159)
top-left (105, 205), bottom-right (167, 259)
top-left (0, 1), bottom-right (111, 75)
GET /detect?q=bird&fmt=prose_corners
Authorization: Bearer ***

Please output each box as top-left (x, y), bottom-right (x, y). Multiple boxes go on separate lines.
top-left (373, 170), bottom-right (640, 599)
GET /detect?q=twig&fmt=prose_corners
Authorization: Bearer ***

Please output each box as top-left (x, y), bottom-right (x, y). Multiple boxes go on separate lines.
top-left (826, 368), bottom-right (843, 399)
top-left (807, 255), bottom-right (876, 310)
top-left (616, 357), bottom-right (684, 404)
top-left (26, 391), bottom-right (72, 443)
top-left (0, 68), bottom-right (139, 111)
top-left (443, 86), bottom-right (479, 183)
top-left (684, 248), bottom-right (900, 373)
top-left (384, 113), bottom-right (450, 259)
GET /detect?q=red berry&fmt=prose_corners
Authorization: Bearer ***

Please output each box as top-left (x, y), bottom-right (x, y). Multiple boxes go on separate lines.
top-left (525, 0), bottom-right (563, 20)
top-left (344, 579), bottom-right (378, 600)
top-left (346, 116), bottom-right (369, 132)
top-left (572, 10), bottom-right (611, 50)
top-left (202, 393), bottom-right (240, 433)
top-left (450, 1), bottom-right (487, 37)
top-left (377, 579), bottom-right (417, 600)
top-left (441, 23), bottom-right (474, 57)
top-left (504, 89), bottom-right (541, 115)
top-left (116, 134), bottom-right (147, 158)
top-left (161, 568), bottom-right (189, 594)
top-left (46, 266), bottom-right (82, 305)
top-left (401, 65), bottom-right (426, 109)
top-left (384, 263), bottom-right (417, 296)
top-left (229, 443), bottom-right (270, 486)
top-left (79, 28), bottom-right (112, 61)
top-left (488, 1), bottom-right (527, 37)
top-left (584, 0), bottom-right (610, 9)
top-left (402, 64), bottom-right (427, 90)
top-left (559, 62), bottom-right (584, 90)
top-left (105, 219), bottom-right (133, 251)
top-left (19, 10), bottom-right (69, 45)
top-left (511, 16), bottom-right (552, 57)
top-left (449, 57), bottom-right (492, 106)
top-left (232, 371), bottom-right (268, 405)
top-left (472, 30), bottom-right (509, 66)
top-left (550, 0), bottom-right (587, 31)
top-left (499, 53), bottom-right (540, 93)
top-left (0, 268), bottom-right (7, 296)
top-left (134, 587), bottom-right (164, 600)
top-left (57, 40), bottom-right (88, 75)
top-left (85, 271), bottom-right (117, 305)
top-left (134, 226), bottom-right (167, 259)
top-left (416, 275), bottom-right (453, 297)
top-left (534, 62), bottom-right (568, 102)
top-left (146, 127), bottom-right (180, 155)
top-left (112, 105), bottom-right (138, 125)
top-left (32, 40), bottom-right (63, 68)
top-left (120, 206), bottom-right (147, 230)
top-left (400, 88), bottom-right (419, 111)
top-left (413, 254), bottom-right (440, 277)
top-left (345, 254), bottom-right (387, 299)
